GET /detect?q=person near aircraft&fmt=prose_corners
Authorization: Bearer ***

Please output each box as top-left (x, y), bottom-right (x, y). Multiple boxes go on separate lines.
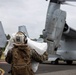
top-left (5, 31), bottom-right (34, 75)
top-left (5, 31), bottom-right (48, 75)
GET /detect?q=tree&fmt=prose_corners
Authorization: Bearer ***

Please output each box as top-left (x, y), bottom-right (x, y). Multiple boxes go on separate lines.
top-left (39, 34), bottom-right (43, 38)
top-left (6, 34), bottom-right (10, 40)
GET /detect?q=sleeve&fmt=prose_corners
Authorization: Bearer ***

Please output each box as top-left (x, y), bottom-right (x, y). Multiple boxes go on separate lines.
top-left (31, 49), bottom-right (48, 63)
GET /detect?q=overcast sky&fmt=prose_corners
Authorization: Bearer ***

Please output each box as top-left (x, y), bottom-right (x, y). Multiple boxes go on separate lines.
top-left (0, 0), bottom-right (76, 39)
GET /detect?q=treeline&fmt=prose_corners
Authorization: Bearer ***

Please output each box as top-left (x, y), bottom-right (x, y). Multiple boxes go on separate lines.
top-left (6, 34), bottom-right (11, 40)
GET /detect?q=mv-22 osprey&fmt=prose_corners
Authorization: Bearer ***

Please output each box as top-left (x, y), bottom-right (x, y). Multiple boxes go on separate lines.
top-left (3, 0), bottom-right (76, 65)
top-left (43, 0), bottom-right (76, 64)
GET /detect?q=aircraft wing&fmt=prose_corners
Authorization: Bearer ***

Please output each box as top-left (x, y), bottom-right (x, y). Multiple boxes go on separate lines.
top-left (0, 21), bottom-right (7, 47)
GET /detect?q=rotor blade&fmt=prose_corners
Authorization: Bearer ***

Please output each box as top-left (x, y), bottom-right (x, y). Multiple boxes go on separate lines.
top-left (66, 0), bottom-right (76, 1)
top-left (63, 2), bottom-right (76, 7)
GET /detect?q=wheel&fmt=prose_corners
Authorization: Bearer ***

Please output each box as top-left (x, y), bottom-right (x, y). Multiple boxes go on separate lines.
top-left (51, 60), bottom-right (59, 65)
top-left (66, 60), bottom-right (73, 65)
top-left (51, 61), bottom-right (56, 64)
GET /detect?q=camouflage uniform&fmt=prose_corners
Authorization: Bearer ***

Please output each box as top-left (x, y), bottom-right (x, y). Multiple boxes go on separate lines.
top-left (5, 31), bottom-right (48, 75)
top-left (31, 49), bottom-right (48, 63)
top-left (6, 44), bottom-right (34, 75)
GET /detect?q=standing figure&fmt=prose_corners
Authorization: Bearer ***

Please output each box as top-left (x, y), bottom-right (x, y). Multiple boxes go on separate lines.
top-left (5, 31), bottom-right (34, 75)
top-left (5, 31), bottom-right (48, 74)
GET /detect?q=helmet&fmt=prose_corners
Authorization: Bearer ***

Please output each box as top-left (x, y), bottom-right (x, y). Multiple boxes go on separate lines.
top-left (14, 31), bottom-right (27, 44)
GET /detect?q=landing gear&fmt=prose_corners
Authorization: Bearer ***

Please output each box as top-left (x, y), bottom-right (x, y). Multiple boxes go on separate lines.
top-left (51, 59), bottom-right (59, 65)
top-left (66, 60), bottom-right (73, 65)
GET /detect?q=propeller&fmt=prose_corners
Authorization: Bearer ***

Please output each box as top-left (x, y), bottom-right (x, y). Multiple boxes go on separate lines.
top-left (66, 0), bottom-right (76, 1)
top-left (62, 2), bottom-right (76, 7)
top-left (60, 0), bottom-right (76, 7)
top-left (45, 0), bottom-right (76, 7)
top-left (57, 0), bottom-right (76, 7)
top-left (46, 0), bottom-right (76, 2)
